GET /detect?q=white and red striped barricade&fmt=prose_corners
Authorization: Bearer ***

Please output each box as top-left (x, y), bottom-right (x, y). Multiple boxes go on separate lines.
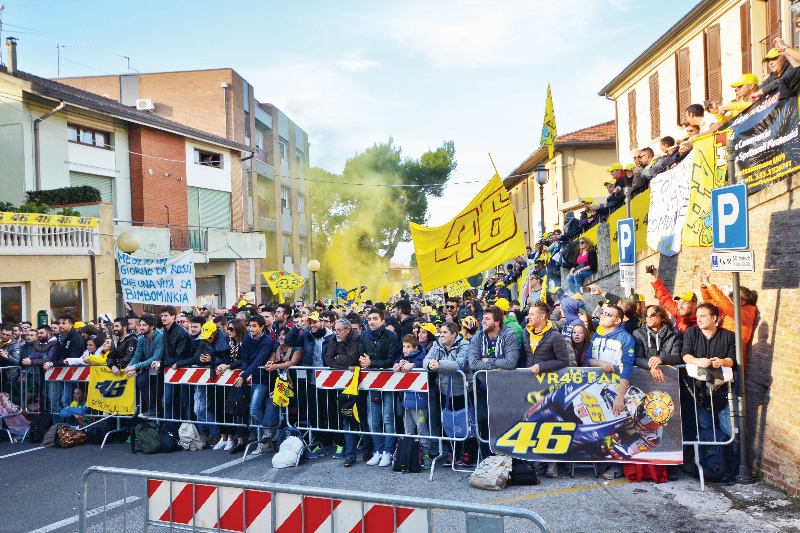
top-left (45, 366), bottom-right (91, 382)
top-left (163, 367), bottom-right (251, 385)
top-left (147, 478), bottom-right (428, 532)
top-left (314, 369), bottom-right (428, 392)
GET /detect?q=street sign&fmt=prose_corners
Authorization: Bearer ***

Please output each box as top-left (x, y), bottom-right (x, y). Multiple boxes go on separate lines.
top-left (619, 265), bottom-right (635, 287)
top-left (617, 218), bottom-right (636, 265)
top-left (711, 250), bottom-right (755, 272)
top-left (711, 183), bottom-right (749, 250)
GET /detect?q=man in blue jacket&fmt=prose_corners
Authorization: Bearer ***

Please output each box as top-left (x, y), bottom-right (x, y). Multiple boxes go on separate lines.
top-left (125, 314), bottom-right (163, 418)
top-left (585, 304), bottom-right (636, 480)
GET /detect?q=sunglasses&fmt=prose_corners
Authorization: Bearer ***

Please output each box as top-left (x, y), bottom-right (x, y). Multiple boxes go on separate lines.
top-left (646, 313), bottom-right (659, 318)
top-left (601, 311), bottom-right (619, 318)
top-left (446, 305), bottom-right (456, 309)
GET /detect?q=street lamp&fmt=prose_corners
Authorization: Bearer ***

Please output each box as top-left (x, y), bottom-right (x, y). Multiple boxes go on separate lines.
top-left (307, 259), bottom-right (320, 303)
top-left (116, 231), bottom-right (140, 253)
top-left (533, 163), bottom-right (550, 238)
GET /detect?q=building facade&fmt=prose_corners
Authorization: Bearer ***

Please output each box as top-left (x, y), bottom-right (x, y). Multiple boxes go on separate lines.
top-left (57, 69), bottom-right (313, 302)
top-left (599, 0), bottom-right (797, 166)
top-left (504, 121), bottom-right (617, 243)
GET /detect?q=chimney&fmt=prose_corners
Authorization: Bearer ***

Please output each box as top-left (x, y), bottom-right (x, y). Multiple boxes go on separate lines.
top-left (6, 37), bottom-right (18, 75)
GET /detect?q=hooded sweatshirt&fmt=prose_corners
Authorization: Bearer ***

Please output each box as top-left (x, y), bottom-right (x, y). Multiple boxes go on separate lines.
top-left (559, 296), bottom-right (584, 339)
top-left (399, 346), bottom-right (428, 409)
top-left (633, 324), bottom-right (683, 369)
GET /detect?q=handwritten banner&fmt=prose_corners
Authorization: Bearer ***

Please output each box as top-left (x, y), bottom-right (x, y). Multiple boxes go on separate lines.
top-left (647, 156), bottom-right (692, 256)
top-left (444, 278), bottom-right (471, 296)
top-left (117, 249), bottom-right (197, 306)
top-left (0, 211), bottom-right (99, 228)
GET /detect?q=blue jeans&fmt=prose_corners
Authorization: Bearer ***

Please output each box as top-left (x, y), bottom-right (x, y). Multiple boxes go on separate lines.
top-left (163, 383), bottom-right (190, 421)
top-left (567, 271), bottom-right (593, 293)
top-left (249, 384), bottom-right (268, 440)
top-left (696, 403), bottom-right (732, 440)
top-left (343, 419), bottom-right (360, 460)
top-left (194, 388), bottom-right (219, 437)
top-left (368, 391), bottom-right (396, 453)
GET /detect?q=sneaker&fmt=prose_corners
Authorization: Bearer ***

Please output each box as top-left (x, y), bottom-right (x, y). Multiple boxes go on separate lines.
top-left (207, 435), bottom-right (221, 448)
top-left (230, 442), bottom-right (245, 454)
top-left (223, 439), bottom-right (234, 451)
top-left (344, 457), bottom-right (356, 467)
top-left (363, 451), bottom-right (373, 462)
top-left (213, 438), bottom-right (228, 451)
top-left (251, 443), bottom-right (266, 456)
top-left (443, 454), bottom-right (453, 467)
top-left (601, 466), bottom-right (624, 480)
top-left (378, 451), bottom-right (392, 467)
top-left (457, 452), bottom-right (474, 466)
top-left (546, 462), bottom-right (558, 478)
top-left (367, 452), bottom-right (382, 466)
top-left (422, 454), bottom-right (432, 470)
top-left (261, 428), bottom-right (275, 443)
top-left (331, 445), bottom-right (345, 459)
top-left (306, 445), bottom-right (324, 459)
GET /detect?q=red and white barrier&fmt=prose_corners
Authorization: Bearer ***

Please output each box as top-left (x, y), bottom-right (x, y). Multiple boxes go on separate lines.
top-left (315, 369), bottom-right (429, 391)
top-left (45, 367), bottom-right (91, 382)
top-left (164, 367), bottom-right (250, 385)
top-left (148, 479), bottom-right (428, 532)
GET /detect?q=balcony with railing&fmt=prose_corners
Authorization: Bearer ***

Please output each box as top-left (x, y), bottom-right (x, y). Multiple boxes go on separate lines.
top-left (0, 220), bottom-right (100, 255)
top-left (114, 221), bottom-right (266, 260)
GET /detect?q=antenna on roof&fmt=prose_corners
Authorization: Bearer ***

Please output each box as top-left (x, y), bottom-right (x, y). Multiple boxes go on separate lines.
top-left (0, 4), bottom-right (5, 66)
top-left (56, 42), bottom-right (95, 77)
top-left (117, 54), bottom-right (140, 74)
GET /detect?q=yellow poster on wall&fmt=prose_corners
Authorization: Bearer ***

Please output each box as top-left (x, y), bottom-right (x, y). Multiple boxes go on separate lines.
top-left (87, 366), bottom-right (135, 415)
top-left (683, 131), bottom-right (730, 247)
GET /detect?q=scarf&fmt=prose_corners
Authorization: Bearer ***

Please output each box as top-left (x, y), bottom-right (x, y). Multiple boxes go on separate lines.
top-left (363, 324), bottom-right (386, 342)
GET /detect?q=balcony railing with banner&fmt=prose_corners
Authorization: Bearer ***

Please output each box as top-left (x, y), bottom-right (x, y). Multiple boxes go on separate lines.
top-left (0, 217), bottom-right (100, 255)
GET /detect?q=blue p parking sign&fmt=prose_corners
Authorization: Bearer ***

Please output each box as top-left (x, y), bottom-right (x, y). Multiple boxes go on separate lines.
top-left (617, 218), bottom-right (636, 265)
top-left (711, 184), bottom-right (749, 250)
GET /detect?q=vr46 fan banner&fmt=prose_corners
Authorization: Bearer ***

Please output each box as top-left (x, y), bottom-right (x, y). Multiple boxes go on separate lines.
top-left (487, 367), bottom-right (682, 464)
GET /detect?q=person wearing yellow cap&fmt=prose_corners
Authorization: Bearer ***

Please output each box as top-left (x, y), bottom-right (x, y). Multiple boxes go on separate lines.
top-left (646, 266), bottom-right (697, 333)
top-left (707, 73), bottom-right (759, 124)
top-left (760, 45), bottom-right (790, 88)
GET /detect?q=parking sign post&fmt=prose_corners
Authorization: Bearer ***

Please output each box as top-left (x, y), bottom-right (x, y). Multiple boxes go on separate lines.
top-left (711, 180), bottom-right (753, 484)
top-left (617, 218), bottom-right (636, 295)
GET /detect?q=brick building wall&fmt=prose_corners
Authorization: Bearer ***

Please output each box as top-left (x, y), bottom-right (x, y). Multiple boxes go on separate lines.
top-left (128, 125), bottom-right (188, 227)
top-left (585, 174), bottom-right (800, 494)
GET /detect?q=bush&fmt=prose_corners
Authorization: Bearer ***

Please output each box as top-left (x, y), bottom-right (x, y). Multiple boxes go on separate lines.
top-left (17, 199), bottom-right (50, 214)
top-left (26, 186), bottom-right (101, 206)
top-left (0, 202), bottom-right (16, 212)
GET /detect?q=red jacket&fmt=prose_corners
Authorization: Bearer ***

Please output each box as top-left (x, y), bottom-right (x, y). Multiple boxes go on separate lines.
top-left (652, 278), bottom-right (697, 333)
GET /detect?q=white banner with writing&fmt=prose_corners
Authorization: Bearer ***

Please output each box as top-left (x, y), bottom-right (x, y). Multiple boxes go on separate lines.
top-left (646, 157), bottom-right (692, 256)
top-left (117, 250), bottom-right (197, 306)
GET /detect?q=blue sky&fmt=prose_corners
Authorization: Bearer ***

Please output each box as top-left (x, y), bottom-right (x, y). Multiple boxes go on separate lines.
top-left (3, 0), bottom-right (698, 263)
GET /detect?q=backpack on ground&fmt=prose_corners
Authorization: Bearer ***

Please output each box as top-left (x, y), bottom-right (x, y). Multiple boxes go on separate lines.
top-left (131, 420), bottom-right (162, 454)
top-left (623, 463), bottom-right (668, 483)
top-left (159, 424), bottom-right (183, 453)
top-left (29, 413), bottom-right (53, 444)
top-left (57, 425), bottom-right (87, 448)
top-left (392, 437), bottom-right (422, 473)
top-left (43, 423), bottom-right (68, 448)
top-left (469, 455), bottom-right (513, 491)
top-left (507, 458), bottom-right (540, 486)
top-left (273, 426), bottom-right (306, 463)
top-left (697, 427), bottom-right (734, 483)
top-left (178, 423), bottom-right (205, 451)
top-left (272, 435), bottom-right (305, 469)
top-left (85, 419), bottom-right (110, 445)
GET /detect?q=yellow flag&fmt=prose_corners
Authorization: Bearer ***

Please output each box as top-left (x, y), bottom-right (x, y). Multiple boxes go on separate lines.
top-left (540, 83), bottom-right (557, 159)
top-left (683, 130), bottom-right (729, 247)
top-left (86, 366), bottom-right (135, 415)
top-left (410, 173), bottom-right (526, 292)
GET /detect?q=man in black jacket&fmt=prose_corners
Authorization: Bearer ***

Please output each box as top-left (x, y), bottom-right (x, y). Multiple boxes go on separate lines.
top-left (393, 300), bottom-right (415, 339)
top-left (153, 305), bottom-right (192, 423)
top-left (327, 318), bottom-right (364, 466)
top-left (360, 308), bottom-right (400, 467)
top-left (45, 314), bottom-right (85, 414)
top-left (109, 317), bottom-right (138, 375)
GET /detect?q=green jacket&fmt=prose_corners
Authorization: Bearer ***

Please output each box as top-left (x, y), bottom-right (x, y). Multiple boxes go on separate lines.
top-left (503, 315), bottom-right (524, 346)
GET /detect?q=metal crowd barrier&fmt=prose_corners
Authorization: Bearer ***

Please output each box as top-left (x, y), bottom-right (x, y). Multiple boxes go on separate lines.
top-left (78, 466), bottom-right (551, 532)
top-left (0, 364), bottom-right (28, 443)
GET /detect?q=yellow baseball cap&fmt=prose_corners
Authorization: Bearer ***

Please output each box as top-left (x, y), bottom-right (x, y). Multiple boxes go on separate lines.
top-left (307, 311), bottom-right (320, 322)
top-left (237, 299), bottom-right (247, 308)
top-left (74, 321), bottom-right (85, 329)
top-left (605, 162), bottom-right (623, 172)
top-left (624, 163), bottom-right (636, 170)
top-left (495, 298), bottom-right (510, 312)
top-left (495, 280), bottom-right (505, 287)
top-left (582, 197), bottom-right (594, 204)
top-left (198, 322), bottom-right (217, 340)
top-left (731, 73), bottom-right (759, 87)
top-left (420, 322), bottom-right (437, 336)
top-left (763, 48), bottom-right (782, 61)
top-left (674, 290), bottom-right (697, 302)
top-left (604, 179), bottom-right (617, 186)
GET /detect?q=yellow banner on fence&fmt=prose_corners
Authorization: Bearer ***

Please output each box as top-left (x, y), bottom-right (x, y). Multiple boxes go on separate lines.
top-left (0, 211), bottom-right (99, 228)
top-left (410, 173), bottom-right (526, 292)
top-left (86, 366), bottom-right (135, 415)
top-left (683, 131), bottom-right (730, 247)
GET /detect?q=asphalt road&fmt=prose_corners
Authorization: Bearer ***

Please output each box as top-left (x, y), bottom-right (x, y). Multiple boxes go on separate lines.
top-left (1, 436), bottom-right (798, 533)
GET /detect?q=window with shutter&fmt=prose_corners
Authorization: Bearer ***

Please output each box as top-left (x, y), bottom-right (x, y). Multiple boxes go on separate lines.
top-left (706, 24), bottom-right (722, 104)
top-left (187, 187), bottom-right (200, 227)
top-left (676, 47), bottom-right (691, 125)
top-left (198, 189), bottom-right (231, 229)
top-left (69, 172), bottom-right (113, 202)
top-left (649, 73), bottom-right (660, 139)
top-left (767, 0), bottom-right (782, 44)
top-left (741, 1), bottom-right (751, 75)
top-left (628, 89), bottom-right (637, 151)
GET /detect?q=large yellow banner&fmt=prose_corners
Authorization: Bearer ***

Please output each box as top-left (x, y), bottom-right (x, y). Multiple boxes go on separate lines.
top-left (410, 174), bottom-right (526, 292)
top-left (86, 366), bottom-right (135, 415)
top-left (683, 131), bottom-right (730, 247)
top-left (0, 211), bottom-right (99, 228)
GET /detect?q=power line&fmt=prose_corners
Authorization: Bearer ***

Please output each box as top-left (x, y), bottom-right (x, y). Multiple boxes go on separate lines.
top-left (3, 22), bottom-right (46, 33)
top-left (58, 55), bottom-right (115, 76)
